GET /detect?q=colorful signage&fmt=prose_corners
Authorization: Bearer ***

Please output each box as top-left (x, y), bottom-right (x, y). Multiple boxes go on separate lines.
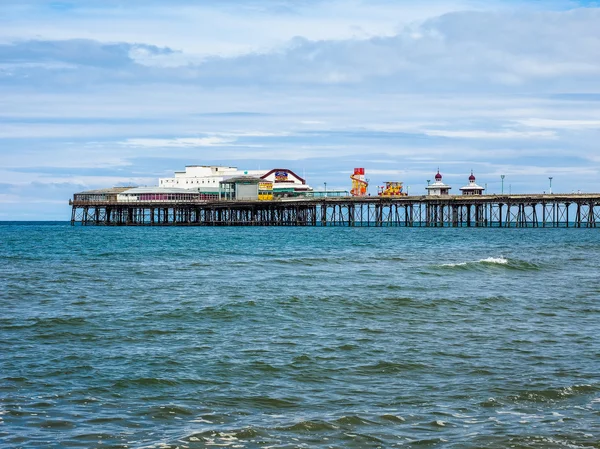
top-left (275, 171), bottom-right (289, 182)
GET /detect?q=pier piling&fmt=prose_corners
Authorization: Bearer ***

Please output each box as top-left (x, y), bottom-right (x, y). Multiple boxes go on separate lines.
top-left (70, 195), bottom-right (600, 228)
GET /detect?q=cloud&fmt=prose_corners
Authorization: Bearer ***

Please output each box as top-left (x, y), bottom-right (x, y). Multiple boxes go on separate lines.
top-left (0, 0), bottom-right (509, 58)
top-left (122, 137), bottom-right (234, 148)
top-left (517, 118), bottom-right (600, 129)
top-left (423, 129), bottom-right (557, 139)
top-left (2, 8), bottom-right (600, 91)
top-left (0, 39), bottom-right (173, 68)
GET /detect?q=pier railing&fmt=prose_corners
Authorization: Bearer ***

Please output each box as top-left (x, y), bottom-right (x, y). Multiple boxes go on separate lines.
top-left (70, 194), bottom-right (600, 227)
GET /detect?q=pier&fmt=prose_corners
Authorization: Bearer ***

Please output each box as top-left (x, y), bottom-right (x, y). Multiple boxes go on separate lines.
top-left (70, 194), bottom-right (600, 227)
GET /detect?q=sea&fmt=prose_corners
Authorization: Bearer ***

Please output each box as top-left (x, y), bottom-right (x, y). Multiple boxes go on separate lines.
top-left (1, 222), bottom-right (600, 448)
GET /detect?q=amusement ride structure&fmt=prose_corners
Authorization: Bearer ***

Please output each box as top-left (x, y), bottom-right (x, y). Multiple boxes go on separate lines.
top-left (350, 168), bottom-right (369, 197)
top-left (378, 181), bottom-right (407, 197)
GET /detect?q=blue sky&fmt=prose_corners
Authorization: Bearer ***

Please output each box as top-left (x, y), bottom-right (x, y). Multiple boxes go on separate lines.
top-left (1, 0), bottom-right (600, 219)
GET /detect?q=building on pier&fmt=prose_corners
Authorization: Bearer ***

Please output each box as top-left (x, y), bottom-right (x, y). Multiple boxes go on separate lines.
top-left (459, 172), bottom-right (485, 196)
top-left (258, 181), bottom-right (274, 200)
top-left (263, 168), bottom-right (312, 197)
top-left (159, 165), bottom-right (312, 197)
top-left (116, 187), bottom-right (215, 202)
top-left (72, 187), bottom-right (133, 202)
top-left (426, 170), bottom-right (451, 196)
top-left (350, 168), bottom-right (368, 196)
top-left (378, 181), bottom-right (407, 197)
top-left (219, 176), bottom-right (273, 201)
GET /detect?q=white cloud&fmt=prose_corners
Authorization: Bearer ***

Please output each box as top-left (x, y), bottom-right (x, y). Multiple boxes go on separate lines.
top-left (122, 137), bottom-right (234, 147)
top-left (4, 8), bottom-right (600, 92)
top-left (300, 120), bottom-right (326, 125)
top-left (366, 169), bottom-right (408, 176)
top-left (218, 131), bottom-right (291, 137)
top-left (423, 129), bottom-right (557, 139)
top-left (0, 1), bottom-right (509, 59)
top-left (517, 118), bottom-right (600, 129)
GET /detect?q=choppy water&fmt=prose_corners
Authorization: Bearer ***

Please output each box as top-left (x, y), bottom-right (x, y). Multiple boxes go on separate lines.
top-left (1, 223), bottom-right (600, 448)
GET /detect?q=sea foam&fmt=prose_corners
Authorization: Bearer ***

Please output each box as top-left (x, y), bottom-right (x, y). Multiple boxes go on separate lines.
top-left (441, 257), bottom-right (509, 267)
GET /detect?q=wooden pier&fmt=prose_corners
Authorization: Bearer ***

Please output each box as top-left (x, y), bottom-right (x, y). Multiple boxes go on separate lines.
top-left (69, 194), bottom-right (600, 228)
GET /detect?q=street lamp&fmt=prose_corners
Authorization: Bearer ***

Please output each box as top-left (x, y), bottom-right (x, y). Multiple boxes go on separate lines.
top-left (324, 182), bottom-right (327, 198)
top-left (548, 177), bottom-right (553, 195)
top-left (501, 175), bottom-right (505, 194)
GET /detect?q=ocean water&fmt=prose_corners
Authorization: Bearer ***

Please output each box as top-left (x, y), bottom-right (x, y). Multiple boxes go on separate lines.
top-left (1, 223), bottom-right (600, 449)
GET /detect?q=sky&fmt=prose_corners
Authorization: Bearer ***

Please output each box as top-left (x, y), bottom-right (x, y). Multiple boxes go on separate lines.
top-left (1, 0), bottom-right (600, 220)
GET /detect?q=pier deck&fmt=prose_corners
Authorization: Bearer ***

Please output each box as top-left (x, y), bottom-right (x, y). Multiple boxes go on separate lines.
top-left (70, 194), bottom-right (600, 227)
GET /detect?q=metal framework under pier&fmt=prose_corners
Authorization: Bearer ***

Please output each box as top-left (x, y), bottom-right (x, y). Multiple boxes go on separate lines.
top-left (70, 194), bottom-right (600, 228)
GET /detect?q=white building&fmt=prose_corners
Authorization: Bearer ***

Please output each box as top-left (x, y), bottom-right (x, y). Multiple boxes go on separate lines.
top-left (459, 172), bottom-right (485, 195)
top-left (426, 170), bottom-right (452, 196)
top-left (159, 165), bottom-right (312, 196)
top-left (116, 186), bottom-right (213, 202)
top-left (159, 166), bottom-right (237, 191)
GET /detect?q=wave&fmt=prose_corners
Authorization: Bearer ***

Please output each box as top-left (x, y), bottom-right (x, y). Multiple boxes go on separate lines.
top-left (354, 360), bottom-right (430, 374)
top-left (276, 420), bottom-right (338, 431)
top-left (441, 257), bottom-right (508, 268)
top-left (438, 257), bottom-right (542, 271)
top-left (33, 331), bottom-right (99, 341)
top-left (270, 257), bottom-right (343, 266)
top-left (241, 396), bottom-right (299, 409)
top-left (380, 414), bottom-right (406, 423)
top-left (508, 384), bottom-right (599, 403)
top-left (185, 428), bottom-right (263, 445)
top-left (335, 415), bottom-right (378, 426)
top-left (29, 317), bottom-right (89, 328)
top-left (249, 361), bottom-right (282, 372)
top-left (143, 404), bottom-right (195, 418)
top-left (113, 377), bottom-right (180, 388)
top-left (37, 419), bottom-right (76, 429)
top-left (112, 377), bottom-right (223, 389)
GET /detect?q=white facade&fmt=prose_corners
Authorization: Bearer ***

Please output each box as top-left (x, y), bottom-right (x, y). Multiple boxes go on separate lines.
top-left (159, 166), bottom-right (237, 191)
top-left (116, 187), bottom-right (208, 202)
top-left (459, 172), bottom-right (485, 195)
top-left (426, 171), bottom-right (452, 196)
top-left (159, 165), bottom-right (311, 193)
top-left (260, 169), bottom-right (312, 193)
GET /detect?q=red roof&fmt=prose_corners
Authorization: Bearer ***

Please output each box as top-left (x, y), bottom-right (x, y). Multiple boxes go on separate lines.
top-left (260, 168), bottom-right (306, 184)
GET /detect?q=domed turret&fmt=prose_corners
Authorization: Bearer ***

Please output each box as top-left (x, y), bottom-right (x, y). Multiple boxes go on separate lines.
top-left (426, 169), bottom-right (452, 196)
top-left (460, 170), bottom-right (485, 196)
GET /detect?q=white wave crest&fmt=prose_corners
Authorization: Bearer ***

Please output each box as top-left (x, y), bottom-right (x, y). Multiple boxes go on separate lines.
top-left (441, 257), bottom-right (508, 267)
top-left (440, 262), bottom-right (468, 267)
top-left (479, 257), bottom-right (508, 265)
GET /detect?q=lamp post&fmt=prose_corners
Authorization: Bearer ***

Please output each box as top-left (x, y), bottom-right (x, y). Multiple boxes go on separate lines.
top-left (324, 182), bottom-right (327, 198)
top-left (501, 175), bottom-right (505, 194)
top-left (548, 177), bottom-right (553, 195)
